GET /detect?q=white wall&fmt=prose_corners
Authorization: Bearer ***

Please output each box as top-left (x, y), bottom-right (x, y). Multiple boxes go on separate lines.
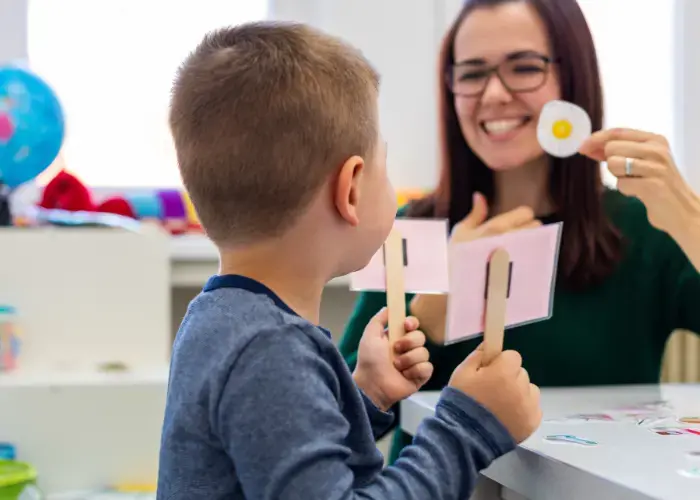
top-left (1, 0), bottom-right (698, 191)
top-left (313, 0), bottom-right (443, 190)
top-left (675, 0), bottom-right (700, 190)
top-left (273, 0), bottom-right (443, 189)
top-left (0, 0), bottom-right (27, 62)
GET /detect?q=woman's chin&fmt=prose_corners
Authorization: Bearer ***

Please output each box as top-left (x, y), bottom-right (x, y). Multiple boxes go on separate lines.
top-left (486, 161), bottom-right (525, 172)
top-left (479, 151), bottom-right (548, 172)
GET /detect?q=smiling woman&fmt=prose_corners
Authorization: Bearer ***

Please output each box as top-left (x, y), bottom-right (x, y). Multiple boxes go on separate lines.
top-left (425, 0), bottom-right (622, 289)
top-left (337, 0), bottom-right (700, 466)
top-left (449, 5), bottom-right (564, 177)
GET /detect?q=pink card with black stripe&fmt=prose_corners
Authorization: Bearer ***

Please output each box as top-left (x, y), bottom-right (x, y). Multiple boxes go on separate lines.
top-left (349, 218), bottom-right (450, 294)
top-left (445, 223), bottom-right (563, 344)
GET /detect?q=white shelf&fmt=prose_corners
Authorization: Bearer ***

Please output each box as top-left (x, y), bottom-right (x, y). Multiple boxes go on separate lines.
top-left (0, 367), bottom-right (170, 388)
top-left (1, 370), bottom-right (166, 494)
top-left (169, 233), bottom-right (218, 261)
top-left (169, 234), bottom-right (351, 288)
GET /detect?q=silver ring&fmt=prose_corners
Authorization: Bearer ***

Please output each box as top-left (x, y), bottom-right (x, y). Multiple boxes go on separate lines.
top-left (624, 157), bottom-right (634, 177)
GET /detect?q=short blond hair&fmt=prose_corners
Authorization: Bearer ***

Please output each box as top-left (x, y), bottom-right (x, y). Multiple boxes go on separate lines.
top-left (169, 22), bottom-right (380, 245)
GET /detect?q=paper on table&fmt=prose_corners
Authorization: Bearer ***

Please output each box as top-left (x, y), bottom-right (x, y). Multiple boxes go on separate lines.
top-left (349, 218), bottom-right (450, 294)
top-left (445, 222), bottom-right (563, 344)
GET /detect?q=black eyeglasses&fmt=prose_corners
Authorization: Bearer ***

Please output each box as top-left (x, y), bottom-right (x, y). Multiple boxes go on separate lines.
top-left (446, 52), bottom-right (557, 97)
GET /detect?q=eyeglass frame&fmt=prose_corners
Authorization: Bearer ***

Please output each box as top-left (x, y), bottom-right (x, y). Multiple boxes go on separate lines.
top-left (445, 52), bottom-right (560, 97)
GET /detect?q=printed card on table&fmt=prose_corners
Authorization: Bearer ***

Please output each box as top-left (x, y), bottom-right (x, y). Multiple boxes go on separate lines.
top-left (349, 218), bottom-right (450, 294)
top-left (444, 222), bottom-right (563, 344)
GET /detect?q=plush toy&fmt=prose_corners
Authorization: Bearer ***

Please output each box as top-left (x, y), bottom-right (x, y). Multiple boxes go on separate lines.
top-left (36, 169), bottom-right (202, 234)
top-left (38, 170), bottom-right (95, 212)
top-left (96, 197), bottom-right (135, 219)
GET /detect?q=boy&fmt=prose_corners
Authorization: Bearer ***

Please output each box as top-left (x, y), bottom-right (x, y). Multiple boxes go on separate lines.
top-left (157, 22), bottom-right (542, 499)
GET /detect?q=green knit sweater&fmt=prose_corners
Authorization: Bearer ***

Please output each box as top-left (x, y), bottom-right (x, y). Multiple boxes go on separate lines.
top-left (338, 190), bottom-right (700, 464)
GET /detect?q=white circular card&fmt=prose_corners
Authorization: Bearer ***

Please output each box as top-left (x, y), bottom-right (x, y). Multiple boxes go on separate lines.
top-left (537, 100), bottom-right (592, 158)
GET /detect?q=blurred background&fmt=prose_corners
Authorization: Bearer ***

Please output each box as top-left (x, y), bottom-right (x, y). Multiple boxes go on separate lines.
top-left (0, 0), bottom-right (697, 498)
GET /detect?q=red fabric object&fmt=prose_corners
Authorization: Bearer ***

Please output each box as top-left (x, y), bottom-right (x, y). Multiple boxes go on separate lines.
top-left (96, 196), bottom-right (136, 218)
top-left (188, 222), bottom-right (204, 233)
top-left (38, 170), bottom-right (95, 212)
top-left (165, 219), bottom-right (189, 235)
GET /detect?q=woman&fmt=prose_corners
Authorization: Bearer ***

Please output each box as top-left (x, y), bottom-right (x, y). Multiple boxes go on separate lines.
top-left (338, 0), bottom-right (700, 465)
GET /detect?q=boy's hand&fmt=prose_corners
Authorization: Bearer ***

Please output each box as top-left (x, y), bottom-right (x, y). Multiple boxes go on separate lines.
top-left (353, 308), bottom-right (433, 412)
top-left (449, 346), bottom-right (542, 443)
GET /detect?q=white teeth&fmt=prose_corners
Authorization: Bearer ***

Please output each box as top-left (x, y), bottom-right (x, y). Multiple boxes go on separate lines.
top-left (483, 119), bottom-right (523, 134)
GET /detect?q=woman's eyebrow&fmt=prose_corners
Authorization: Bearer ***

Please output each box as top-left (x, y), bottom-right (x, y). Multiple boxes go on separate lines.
top-left (454, 50), bottom-right (547, 66)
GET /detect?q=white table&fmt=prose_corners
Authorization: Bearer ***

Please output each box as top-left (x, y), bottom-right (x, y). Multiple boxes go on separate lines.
top-left (400, 384), bottom-right (700, 500)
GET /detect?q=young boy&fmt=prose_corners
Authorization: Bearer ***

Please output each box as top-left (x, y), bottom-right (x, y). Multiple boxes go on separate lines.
top-left (157, 21), bottom-right (542, 500)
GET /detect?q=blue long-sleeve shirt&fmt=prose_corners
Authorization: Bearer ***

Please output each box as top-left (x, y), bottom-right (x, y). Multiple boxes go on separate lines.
top-left (156, 274), bottom-right (516, 499)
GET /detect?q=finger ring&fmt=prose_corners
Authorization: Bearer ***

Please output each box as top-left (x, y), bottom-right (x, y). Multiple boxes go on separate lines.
top-left (624, 157), bottom-right (634, 177)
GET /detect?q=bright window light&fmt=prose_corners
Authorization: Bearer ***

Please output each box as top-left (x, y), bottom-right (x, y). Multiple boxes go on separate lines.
top-left (578, 0), bottom-right (675, 186)
top-left (27, 0), bottom-right (269, 187)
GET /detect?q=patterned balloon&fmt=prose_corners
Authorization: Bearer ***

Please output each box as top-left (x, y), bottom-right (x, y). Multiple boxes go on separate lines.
top-left (0, 64), bottom-right (65, 189)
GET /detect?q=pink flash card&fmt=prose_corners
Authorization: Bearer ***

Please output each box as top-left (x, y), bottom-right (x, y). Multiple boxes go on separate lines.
top-left (349, 218), bottom-right (450, 294)
top-left (445, 222), bottom-right (563, 344)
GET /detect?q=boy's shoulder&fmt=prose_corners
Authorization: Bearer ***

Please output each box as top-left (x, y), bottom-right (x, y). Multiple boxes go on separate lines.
top-left (172, 287), bottom-right (332, 375)
top-left (158, 283), bottom-right (353, 498)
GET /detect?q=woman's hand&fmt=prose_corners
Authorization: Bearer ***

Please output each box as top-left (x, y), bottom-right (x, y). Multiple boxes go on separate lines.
top-left (409, 193), bottom-right (540, 344)
top-left (579, 128), bottom-right (700, 240)
top-left (579, 128), bottom-right (700, 271)
top-left (451, 192), bottom-right (542, 244)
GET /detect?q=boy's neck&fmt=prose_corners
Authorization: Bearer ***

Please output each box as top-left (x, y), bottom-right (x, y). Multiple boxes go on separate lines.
top-left (218, 242), bottom-right (330, 325)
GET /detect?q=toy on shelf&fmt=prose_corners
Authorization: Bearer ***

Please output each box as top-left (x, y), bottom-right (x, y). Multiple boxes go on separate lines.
top-left (51, 491), bottom-right (156, 499)
top-left (111, 483), bottom-right (157, 494)
top-left (393, 188), bottom-right (424, 207)
top-left (0, 305), bottom-right (20, 372)
top-left (0, 63), bottom-right (65, 227)
top-left (0, 460), bottom-right (42, 500)
top-left (29, 171), bottom-right (428, 235)
top-left (0, 444), bottom-right (15, 461)
top-left (47, 483), bottom-right (157, 499)
top-left (28, 169), bottom-right (203, 234)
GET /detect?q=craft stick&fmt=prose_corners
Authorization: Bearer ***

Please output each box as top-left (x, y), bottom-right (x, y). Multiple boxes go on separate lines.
top-left (384, 228), bottom-right (407, 344)
top-left (482, 247), bottom-right (510, 365)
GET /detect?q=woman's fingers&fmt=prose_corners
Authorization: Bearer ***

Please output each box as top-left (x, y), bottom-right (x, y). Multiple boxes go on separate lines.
top-left (480, 207), bottom-right (539, 236)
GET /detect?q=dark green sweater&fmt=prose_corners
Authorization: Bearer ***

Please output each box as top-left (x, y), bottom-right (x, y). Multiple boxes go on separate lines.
top-left (338, 190), bottom-right (700, 464)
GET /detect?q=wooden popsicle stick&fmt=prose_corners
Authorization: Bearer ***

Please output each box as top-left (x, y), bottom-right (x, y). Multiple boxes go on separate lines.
top-left (482, 247), bottom-right (510, 365)
top-left (384, 228), bottom-right (407, 344)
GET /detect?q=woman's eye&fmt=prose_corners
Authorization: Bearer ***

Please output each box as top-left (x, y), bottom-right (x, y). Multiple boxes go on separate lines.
top-left (459, 71), bottom-right (487, 81)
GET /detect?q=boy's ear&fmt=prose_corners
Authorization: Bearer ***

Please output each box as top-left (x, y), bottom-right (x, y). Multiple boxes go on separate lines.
top-left (334, 155), bottom-right (365, 226)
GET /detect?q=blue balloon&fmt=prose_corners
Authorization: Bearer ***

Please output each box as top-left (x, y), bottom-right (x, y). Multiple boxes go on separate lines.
top-left (0, 64), bottom-right (65, 189)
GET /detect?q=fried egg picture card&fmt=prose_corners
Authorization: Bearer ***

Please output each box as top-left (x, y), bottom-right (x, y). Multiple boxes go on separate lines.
top-left (537, 100), bottom-right (592, 158)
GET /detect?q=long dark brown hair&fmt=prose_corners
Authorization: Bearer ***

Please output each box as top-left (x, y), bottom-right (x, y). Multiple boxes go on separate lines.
top-left (408, 0), bottom-right (622, 290)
